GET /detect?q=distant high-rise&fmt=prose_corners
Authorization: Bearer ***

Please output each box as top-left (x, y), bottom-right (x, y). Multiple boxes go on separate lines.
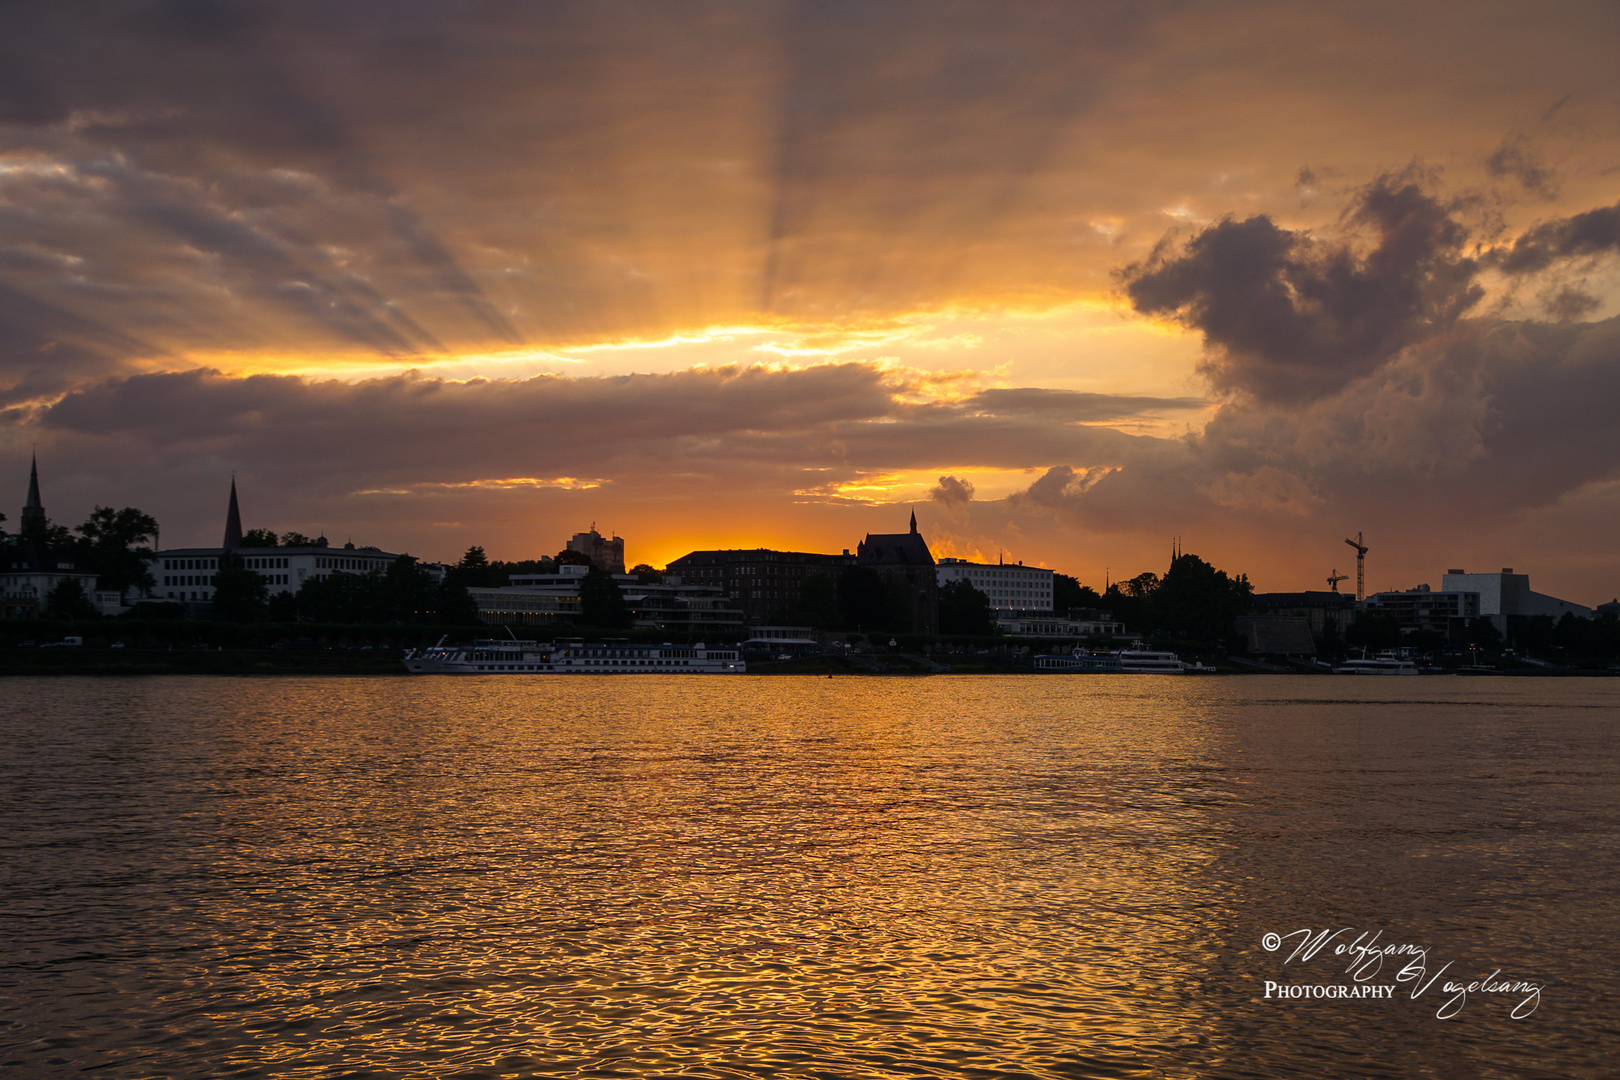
top-left (565, 527), bottom-right (625, 574)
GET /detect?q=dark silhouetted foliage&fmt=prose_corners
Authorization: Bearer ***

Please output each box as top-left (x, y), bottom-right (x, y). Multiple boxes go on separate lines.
top-left (939, 579), bottom-right (993, 635)
top-left (837, 565), bottom-right (896, 633)
top-left (75, 505), bottom-right (160, 595)
top-left (211, 553), bottom-right (270, 622)
top-left (579, 567), bottom-right (630, 628)
top-left (795, 571), bottom-right (839, 631)
top-left (45, 577), bottom-right (96, 619)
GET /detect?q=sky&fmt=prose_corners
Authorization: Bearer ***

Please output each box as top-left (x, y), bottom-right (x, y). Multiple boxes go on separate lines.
top-left (3, 0), bottom-right (1619, 601)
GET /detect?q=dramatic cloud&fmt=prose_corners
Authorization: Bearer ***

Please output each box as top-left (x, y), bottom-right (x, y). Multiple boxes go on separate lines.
top-left (1121, 174), bottom-right (1483, 404)
top-left (1492, 202), bottom-right (1620, 276)
top-left (3, 3), bottom-right (1619, 596)
top-left (929, 475), bottom-right (975, 506)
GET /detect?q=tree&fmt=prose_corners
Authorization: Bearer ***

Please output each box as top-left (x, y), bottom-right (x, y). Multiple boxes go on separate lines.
top-left (1123, 571), bottom-right (1161, 598)
top-left (1150, 554), bottom-right (1253, 644)
top-left (579, 567), bottom-right (630, 628)
top-left (75, 506), bottom-right (160, 595)
top-left (492, 557), bottom-right (555, 579)
top-left (837, 565), bottom-right (894, 633)
top-left (1347, 613), bottom-right (1402, 651)
top-left (630, 563), bottom-right (664, 583)
top-left (241, 528), bottom-right (279, 547)
top-left (939, 579), bottom-right (993, 635)
top-left (211, 553), bottom-right (269, 622)
top-left (795, 571), bottom-right (839, 631)
top-left (45, 578), bottom-right (97, 619)
top-left (280, 531), bottom-right (315, 547)
top-left (1462, 616), bottom-right (1503, 651)
top-left (447, 545), bottom-right (500, 588)
top-left (1053, 573), bottom-right (1101, 613)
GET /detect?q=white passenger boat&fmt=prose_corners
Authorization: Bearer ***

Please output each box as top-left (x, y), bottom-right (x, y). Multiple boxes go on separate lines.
top-left (1332, 650), bottom-right (1419, 675)
top-left (1033, 649), bottom-right (1124, 673)
top-left (1112, 643), bottom-right (1190, 674)
top-left (403, 638), bottom-right (745, 674)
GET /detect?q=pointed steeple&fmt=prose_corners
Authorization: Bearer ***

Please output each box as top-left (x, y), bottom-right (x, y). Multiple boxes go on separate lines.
top-left (909, 508), bottom-right (918, 534)
top-left (21, 451), bottom-right (45, 533)
top-left (222, 476), bottom-right (243, 550)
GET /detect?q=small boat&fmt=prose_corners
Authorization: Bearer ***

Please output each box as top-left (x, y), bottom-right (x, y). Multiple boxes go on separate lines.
top-left (1332, 650), bottom-right (1419, 675)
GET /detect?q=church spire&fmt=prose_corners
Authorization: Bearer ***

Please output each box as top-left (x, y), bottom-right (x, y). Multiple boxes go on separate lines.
top-left (909, 508), bottom-right (917, 534)
top-left (222, 476), bottom-right (243, 550)
top-left (21, 451), bottom-right (45, 533)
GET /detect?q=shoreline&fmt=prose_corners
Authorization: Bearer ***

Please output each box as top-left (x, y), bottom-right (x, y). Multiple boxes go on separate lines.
top-left (3, 650), bottom-right (1616, 677)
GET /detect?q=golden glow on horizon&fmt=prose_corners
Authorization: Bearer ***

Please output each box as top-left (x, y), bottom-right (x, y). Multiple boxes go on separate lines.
top-left (137, 294), bottom-right (1183, 386)
top-left (353, 477), bottom-right (604, 496)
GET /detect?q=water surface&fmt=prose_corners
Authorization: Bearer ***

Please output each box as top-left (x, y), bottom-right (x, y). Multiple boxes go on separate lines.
top-left (3, 676), bottom-right (1616, 1078)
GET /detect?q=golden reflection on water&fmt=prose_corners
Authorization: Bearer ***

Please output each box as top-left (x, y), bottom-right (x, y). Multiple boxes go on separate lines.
top-left (3, 676), bottom-right (1617, 1078)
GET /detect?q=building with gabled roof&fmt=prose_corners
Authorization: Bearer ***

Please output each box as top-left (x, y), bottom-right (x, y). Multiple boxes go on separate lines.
top-left (856, 511), bottom-right (938, 636)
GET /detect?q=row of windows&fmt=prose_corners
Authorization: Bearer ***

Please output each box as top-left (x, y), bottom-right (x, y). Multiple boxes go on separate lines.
top-left (163, 558), bottom-right (216, 571)
top-left (317, 556), bottom-right (382, 570)
top-left (472, 660), bottom-right (712, 671)
top-left (247, 557), bottom-right (287, 569)
top-left (164, 574), bottom-right (214, 587)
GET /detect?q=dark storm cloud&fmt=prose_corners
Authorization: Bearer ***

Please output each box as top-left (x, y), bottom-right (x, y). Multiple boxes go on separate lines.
top-left (1121, 173), bottom-right (1484, 403)
top-left (1001, 315), bottom-right (1620, 536)
top-left (1492, 202), bottom-right (1620, 275)
top-left (38, 364), bottom-right (1167, 498)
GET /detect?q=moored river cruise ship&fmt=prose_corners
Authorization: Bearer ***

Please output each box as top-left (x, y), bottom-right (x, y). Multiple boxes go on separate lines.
top-left (404, 639), bottom-right (745, 675)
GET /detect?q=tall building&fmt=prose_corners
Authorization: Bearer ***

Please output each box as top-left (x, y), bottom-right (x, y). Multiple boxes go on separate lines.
top-left (1438, 568), bottom-right (1591, 633)
top-left (666, 547), bottom-right (855, 626)
top-left (855, 512), bottom-right (938, 636)
top-left (565, 527), bottom-right (626, 574)
top-left (936, 556), bottom-right (1055, 613)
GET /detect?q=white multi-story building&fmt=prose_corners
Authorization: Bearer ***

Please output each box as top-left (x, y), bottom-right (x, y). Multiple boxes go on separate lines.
top-left (148, 542), bottom-right (404, 603)
top-left (936, 557), bottom-right (1055, 612)
top-left (143, 479), bottom-right (404, 605)
top-left (1438, 567), bottom-right (1591, 633)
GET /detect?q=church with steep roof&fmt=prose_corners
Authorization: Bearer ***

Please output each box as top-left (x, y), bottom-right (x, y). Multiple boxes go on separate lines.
top-left (855, 510), bottom-right (939, 636)
top-left (2, 455), bottom-right (99, 617)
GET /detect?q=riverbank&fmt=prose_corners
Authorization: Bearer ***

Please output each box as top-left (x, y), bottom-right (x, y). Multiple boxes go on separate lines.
top-left (5, 649), bottom-right (1616, 676)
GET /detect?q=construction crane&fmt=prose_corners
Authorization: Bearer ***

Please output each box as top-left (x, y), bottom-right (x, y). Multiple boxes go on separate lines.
top-left (1344, 532), bottom-right (1368, 601)
top-left (1327, 569), bottom-right (1348, 593)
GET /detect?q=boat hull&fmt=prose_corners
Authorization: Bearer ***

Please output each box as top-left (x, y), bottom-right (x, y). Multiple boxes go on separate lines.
top-left (404, 639), bottom-right (745, 675)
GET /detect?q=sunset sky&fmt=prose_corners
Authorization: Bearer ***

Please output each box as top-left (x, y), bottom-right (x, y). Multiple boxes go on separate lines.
top-left (3, 1), bottom-right (1618, 600)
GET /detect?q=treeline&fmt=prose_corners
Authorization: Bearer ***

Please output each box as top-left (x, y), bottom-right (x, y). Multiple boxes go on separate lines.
top-left (214, 553), bottom-right (479, 624)
top-left (2, 506), bottom-right (161, 618)
top-left (1337, 608), bottom-right (1620, 662)
top-left (1094, 554), bottom-right (1254, 646)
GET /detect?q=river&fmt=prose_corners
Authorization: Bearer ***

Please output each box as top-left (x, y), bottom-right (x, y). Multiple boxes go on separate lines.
top-left (3, 675), bottom-right (1616, 1078)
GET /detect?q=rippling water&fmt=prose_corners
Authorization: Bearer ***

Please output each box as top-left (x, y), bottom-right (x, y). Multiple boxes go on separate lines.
top-left (3, 675), bottom-right (1617, 1078)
